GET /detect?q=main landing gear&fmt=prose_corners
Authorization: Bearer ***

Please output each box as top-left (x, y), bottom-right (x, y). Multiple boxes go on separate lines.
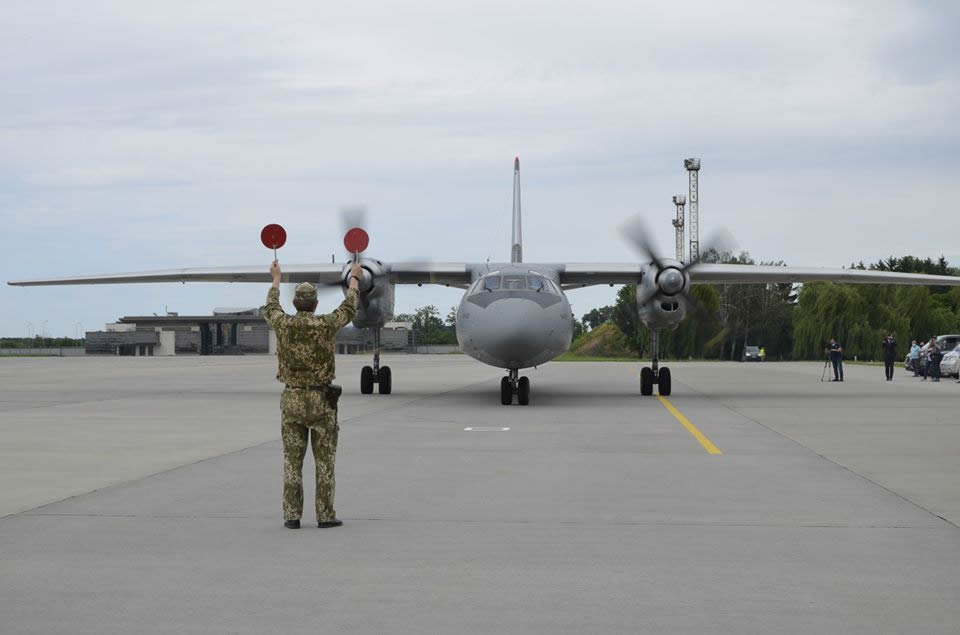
top-left (360, 328), bottom-right (392, 395)
top-left (639, 329), bottom-right (672, 397)
top-left (500, 369), bottom-right (530, 406)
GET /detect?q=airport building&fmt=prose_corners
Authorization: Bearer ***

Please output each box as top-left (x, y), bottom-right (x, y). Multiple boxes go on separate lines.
top-left (84, 307), bottom-right (414, 356)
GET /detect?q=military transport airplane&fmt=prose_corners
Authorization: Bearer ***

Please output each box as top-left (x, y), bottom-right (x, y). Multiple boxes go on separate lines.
top-left (10, 158), bottom-right (960, 405)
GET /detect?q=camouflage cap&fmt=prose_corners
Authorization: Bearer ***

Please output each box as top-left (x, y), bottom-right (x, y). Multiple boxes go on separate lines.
top-left (294, 282), bottom-right (317, 302)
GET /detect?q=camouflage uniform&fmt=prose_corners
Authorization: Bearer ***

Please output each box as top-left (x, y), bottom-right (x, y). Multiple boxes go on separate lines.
top-left (263, 282), bottom-right (359, 522)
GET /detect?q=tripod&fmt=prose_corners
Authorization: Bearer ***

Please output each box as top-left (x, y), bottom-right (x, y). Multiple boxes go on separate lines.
top-left (820, 356), bottom-right (830, 382)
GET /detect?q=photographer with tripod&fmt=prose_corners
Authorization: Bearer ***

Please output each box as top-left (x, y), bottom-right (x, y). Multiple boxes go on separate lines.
top-left (828, 338), bottom-right (844, 382)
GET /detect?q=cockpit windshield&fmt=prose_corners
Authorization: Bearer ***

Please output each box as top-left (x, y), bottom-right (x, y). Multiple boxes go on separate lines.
top-left (475, 274), bottom-right (554, 294)
top-left (482, 276), bottom-right (502, 292)
top-left (502, 275), bottom-right (526, 290)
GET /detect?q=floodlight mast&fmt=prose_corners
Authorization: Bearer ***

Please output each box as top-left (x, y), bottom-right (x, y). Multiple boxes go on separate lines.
top-left (684, 158), bottom-right (701, 262)
top-left (671, 194), bottom-right (686, 262)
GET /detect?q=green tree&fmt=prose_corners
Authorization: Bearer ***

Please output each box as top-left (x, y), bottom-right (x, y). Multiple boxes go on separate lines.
top-left (582, 306), bottom-right (614, 330)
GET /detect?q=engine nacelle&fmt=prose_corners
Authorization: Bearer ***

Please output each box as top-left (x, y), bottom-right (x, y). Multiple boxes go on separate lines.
top-left (341, 258), bottom-right (395, 329)
top-left (636, 260), bottom-right (689, 331)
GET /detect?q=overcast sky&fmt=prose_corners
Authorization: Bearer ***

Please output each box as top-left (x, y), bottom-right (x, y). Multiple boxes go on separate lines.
top-left (2, 0), bottom-right (958, 338)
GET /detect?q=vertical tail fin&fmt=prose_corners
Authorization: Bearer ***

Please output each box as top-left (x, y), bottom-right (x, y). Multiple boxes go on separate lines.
top-left (511, 157), bottom-right (522, 263)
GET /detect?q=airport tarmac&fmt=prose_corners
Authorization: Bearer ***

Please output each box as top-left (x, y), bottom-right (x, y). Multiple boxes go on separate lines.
top-left (2, 355), bottom-right (959, 634)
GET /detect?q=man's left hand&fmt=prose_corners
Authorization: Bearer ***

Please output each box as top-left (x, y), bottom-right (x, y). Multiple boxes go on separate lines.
top-left (271, 260), bottom-right (281, 288)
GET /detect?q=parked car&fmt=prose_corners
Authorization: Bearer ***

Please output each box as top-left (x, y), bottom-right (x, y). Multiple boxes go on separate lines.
top-left (936, 334), bottom-right (960, 352)
top-left (940, 344), bottom-right (960, 378)
top-left (743, 345), bottom-right (762, 361)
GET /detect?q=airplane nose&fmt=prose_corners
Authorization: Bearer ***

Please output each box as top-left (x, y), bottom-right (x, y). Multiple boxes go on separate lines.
top-left (470, 299), bottom-right (549, 366)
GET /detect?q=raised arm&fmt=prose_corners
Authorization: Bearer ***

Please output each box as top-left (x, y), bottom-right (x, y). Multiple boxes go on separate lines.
top-left (326, 262), bottom-right (363, 330)
top-left (262, 260), bottom-right (287, 328)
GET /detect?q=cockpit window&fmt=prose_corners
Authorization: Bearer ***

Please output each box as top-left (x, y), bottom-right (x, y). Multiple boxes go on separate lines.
top-left (472, 273), bottom-right (558, 294)
top-left (502, 275), bottom-right (527, 290)
top-left (482, 276), bottom-right (502, 292)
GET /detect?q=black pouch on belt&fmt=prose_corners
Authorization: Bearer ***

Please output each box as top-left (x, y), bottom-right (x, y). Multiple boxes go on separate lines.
top-left (325, 384), bottom-right (342, 409)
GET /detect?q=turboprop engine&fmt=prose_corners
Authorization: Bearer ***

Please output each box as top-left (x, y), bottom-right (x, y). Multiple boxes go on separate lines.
top-left (636, 259), bottom-right (690, 330)
top-left (341, 258), bottom-right (395, 329)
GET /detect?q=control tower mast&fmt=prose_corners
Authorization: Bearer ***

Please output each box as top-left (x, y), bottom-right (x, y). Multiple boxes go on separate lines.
top-left (671, 195), bottom-right (686, 262)
top-left (684, 158), bottom-right (701, 262)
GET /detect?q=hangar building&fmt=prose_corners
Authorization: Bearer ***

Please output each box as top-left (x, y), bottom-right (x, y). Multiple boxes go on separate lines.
top-left (84, 307), bottom-right (414, 356)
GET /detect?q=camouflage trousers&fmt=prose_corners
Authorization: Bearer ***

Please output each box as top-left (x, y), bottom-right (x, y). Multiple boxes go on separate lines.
top-left (280, 388), bottom-right (339, 522)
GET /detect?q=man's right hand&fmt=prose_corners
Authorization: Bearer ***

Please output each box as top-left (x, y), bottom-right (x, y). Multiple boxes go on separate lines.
top-left (349, 262), bottom-right (363, 290)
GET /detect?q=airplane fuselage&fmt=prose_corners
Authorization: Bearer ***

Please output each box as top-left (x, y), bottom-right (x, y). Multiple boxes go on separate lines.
top-left (456, 264), bottom-right (573, 369)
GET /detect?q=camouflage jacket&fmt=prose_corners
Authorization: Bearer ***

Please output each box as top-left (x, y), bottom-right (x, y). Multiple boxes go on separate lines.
top-left (263, 287), bottom-right (359, 387)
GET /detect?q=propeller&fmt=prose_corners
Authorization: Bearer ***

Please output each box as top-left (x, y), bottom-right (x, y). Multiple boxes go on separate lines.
top-left (620, 216), bottom-right (736, 311)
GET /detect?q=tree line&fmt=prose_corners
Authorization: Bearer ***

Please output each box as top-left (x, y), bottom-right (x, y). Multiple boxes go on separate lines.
top-left (1, 336), bottom-right (85, 349)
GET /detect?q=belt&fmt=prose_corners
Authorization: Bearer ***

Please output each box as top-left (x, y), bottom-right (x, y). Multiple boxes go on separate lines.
top-left (286, 384), bottom-right (329, 391)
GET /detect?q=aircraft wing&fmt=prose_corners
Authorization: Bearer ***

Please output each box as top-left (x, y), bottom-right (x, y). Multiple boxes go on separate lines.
top-left (556, 263), bottom-right (960, 287)
top-left (387, 263), bottom-right (473, 288)
top-left (7, 262), bottom-right (476, 288)
top-left (559, 264), bottom-right (646, 287)
top-left (687, 264), bottom-right (960, 286)
top-left (7, 264), bottom-right (347, 286)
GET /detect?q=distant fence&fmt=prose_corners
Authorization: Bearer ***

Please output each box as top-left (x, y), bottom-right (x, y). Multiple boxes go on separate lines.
top-left (405, 345), bottom-right (461, 354)
top-left (0, 348), bottom-right (86, 357)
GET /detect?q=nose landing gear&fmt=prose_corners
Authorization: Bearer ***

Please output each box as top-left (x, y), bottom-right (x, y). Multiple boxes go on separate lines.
top-left (500, 369), bottom-right (530, 405)
top-left (360, 328), bottom-right (392, 395)
top-left (639, 329), bottom-right (671, 396)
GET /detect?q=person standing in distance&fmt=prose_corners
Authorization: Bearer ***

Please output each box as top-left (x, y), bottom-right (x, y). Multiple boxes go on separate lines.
top-left (264, 259), bottom-right (362, 529)
top-left (881, 334), bottom-right (897, 381)
top-left (909, 339), bottom-right (921, 377)
top-left (928, 337), bottom-right (942, 383)
top-left (828, 338), bottom-right (844, 382)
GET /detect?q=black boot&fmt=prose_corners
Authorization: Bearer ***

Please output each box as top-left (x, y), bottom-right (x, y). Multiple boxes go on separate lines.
top-left (318, 519), bottom-right (343, 528)
top-left (284, 519), bottom-right (300, 529)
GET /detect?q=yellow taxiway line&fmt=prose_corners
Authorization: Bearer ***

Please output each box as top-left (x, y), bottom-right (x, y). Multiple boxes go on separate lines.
top-left (657, 395), bottom-right (722, 455)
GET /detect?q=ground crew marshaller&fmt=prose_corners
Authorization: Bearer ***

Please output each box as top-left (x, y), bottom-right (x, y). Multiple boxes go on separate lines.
top-left (263, 259), bottom-right (362, 529)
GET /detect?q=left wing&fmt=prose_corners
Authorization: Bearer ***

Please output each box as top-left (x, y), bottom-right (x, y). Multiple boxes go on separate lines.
top-left (687, 264), bottom-right (960, 286)
top-left (556, 263), bottom-right (960, 288)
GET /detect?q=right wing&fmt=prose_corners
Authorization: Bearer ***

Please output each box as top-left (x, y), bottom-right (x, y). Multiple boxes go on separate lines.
top-left (7, 264), bottom-right (346, 286)
top-left (7, 262), bottom-right (475, 288)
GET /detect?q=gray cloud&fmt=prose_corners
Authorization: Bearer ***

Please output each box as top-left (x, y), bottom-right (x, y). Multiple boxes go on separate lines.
top-left (2, 0), bottom-right (958, 336)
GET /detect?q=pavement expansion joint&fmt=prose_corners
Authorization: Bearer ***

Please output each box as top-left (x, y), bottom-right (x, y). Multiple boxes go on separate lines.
top-left (14, 513), bottom-right (938, 530)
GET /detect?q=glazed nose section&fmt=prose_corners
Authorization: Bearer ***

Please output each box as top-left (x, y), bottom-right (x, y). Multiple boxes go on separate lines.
top-left (473, 299), bottom-right (547, 365)
top-left (659, 268), bottom-right (685, 296)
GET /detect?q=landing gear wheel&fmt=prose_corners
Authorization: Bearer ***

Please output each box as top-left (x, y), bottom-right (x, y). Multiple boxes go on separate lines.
top-left (500, 377), bottom-right (513, 405)
top-left (517, 376), bottom-right (530, 406)
top-left (658, 367), bottom-right (671, 396)
top-left (378, 366), bottom-right (392, 395)
top-left (360, 366), bottom-right (374, 395)
top-left (640, 367), bottom-right (654, 396)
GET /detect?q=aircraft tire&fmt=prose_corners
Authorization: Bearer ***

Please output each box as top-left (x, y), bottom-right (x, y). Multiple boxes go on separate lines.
top-left (361, 366), bottom-right (374, 394)
top-left (517, 376), bottom-right (530, 406)
top-left (500, 377), bottom-right (513, 405)
top-left (658, 367), bottom-right (672, 396)
top-left (378, 366), bottom-right (392, 395)
top-left (640, 367), bottom-right (654, 396)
